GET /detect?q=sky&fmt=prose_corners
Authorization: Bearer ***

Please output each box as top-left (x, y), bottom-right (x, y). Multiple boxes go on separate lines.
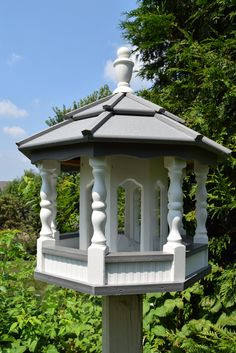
top-left (0, 0), bottom-right (150, 180)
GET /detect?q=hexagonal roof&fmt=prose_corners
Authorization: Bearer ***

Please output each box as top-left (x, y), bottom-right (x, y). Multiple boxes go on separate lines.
top-left (17, 47), bottom-right (231, 165)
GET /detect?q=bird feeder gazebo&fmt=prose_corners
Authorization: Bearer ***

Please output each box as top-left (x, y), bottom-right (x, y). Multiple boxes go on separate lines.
top-left (17, 47), bottom-right (230, 353)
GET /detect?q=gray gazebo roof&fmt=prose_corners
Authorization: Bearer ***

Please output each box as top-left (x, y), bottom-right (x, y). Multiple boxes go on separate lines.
top-left (17, 46), bottom-right (230, 165)
top-left (17, 91), bottom-right (230, 165)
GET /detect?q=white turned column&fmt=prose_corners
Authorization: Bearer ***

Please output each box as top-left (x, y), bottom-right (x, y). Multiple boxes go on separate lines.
top-left (39, 165), bottom-right (53, 239)
top-left (194, 161), bottom-right (209, 244)
top-left (163, 216), bottom-right (186, 281)
top-left (37, 160), bottom-right (59, 272)
top-left (88, 157), bottom-right (108, 285)
top-left (164, 157), bottom-right (186, 243)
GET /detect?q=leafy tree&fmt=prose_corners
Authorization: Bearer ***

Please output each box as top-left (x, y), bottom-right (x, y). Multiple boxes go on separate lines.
top-left (121, 0), bottom-right (236, 264)
top-left (46, 84), bottom-right (111, 126)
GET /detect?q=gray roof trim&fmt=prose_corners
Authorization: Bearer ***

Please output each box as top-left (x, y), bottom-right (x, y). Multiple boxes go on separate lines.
top-left (112, 107), bottom-right (155, 116)
top-left (157, 113), bottom-right (200, 139)
top-left (200, 136), bottom-right (231, 155)
top-left (65, 94), bottom-right (114, 118)
top-left (16, 118), bottom-right (72, 147)
top-left (162, 110), bottom-right (185, 124)
top-left (72, 93), bottom-right (125, 120)
top-left (82, 111), bottom-right (113, 136)
top-left (102, 92), bottom-right (125, 110)
top-left (126, 93), bottom-right (184, 123)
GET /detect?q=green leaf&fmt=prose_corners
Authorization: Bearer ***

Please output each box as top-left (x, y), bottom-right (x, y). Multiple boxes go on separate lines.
top-left (44, 345), bottom-right (59, 353)
top-left (152, 325), bottom-right (168, 337)
top-left (9, 322), bottom-right (18, 332)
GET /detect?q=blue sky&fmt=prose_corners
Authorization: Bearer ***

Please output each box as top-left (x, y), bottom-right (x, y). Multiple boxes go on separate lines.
top-left (0, 0), bottom-right (150, 180)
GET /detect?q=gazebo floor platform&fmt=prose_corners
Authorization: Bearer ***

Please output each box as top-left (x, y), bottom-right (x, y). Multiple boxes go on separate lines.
top-left (34, 265), bottom-right (211, 296)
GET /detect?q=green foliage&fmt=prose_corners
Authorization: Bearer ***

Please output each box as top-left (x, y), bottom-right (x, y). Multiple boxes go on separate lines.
top-left (0, 171), bottom-right (81, 250)
top-left (0, 230), bottom-right (102, 353)
top-left (0, 171), bottom-right (41, 243)
top-left (56, 173), bottom-right (80, 233)
top-left (46, 85), bottom-right (111, 126)
top-left (143, 264), bottom-right (236, 352)
top-left (122, 0), bottom-right (236, 265)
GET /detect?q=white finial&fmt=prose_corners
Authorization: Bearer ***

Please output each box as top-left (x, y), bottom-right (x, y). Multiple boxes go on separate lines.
top-left (113, 47), bottom-right (134, 94)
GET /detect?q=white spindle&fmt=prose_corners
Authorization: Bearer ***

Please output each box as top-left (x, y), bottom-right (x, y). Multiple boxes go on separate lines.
top-left (164, 157), bottom-right (186, 243)
top-left (38, 160), bottom-right (59, 272)
top-left (194, 161), bottom-right (209, 244)
top-left (90, 158), bottom-right (107, 247)
top-left (88, 157), bottom-right (108, 284)
top-left (39, 165), bottom-right (53, 239)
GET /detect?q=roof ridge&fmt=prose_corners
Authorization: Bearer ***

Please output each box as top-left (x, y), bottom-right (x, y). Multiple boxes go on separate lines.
top-left (127, 93), bottom-right (184, 123)
top-left (65, 94), bottom-right (115, 118)
top-left (82, 111), bottom-right (113, 137)
top-left (102, 92), bottom-right (125, 111)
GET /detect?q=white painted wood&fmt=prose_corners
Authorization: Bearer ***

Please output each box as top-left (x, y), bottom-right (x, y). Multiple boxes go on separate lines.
top-left (113, 47), bottom-right (134, 94)
top-left (141, 180), bottom-right (153, 251)
top-left (154, 180), bottom-right (168, 250)
top-left (44, 254), bottom-right (87, 282)
top-left (102, 295), bottom-right (142, 353)
top-left (88, 157), bottom-right (108, 284)
top-left (106, 156), bottom-right (168, 252)
top-left (124, 183), bottom-right (135, 239)
top-left (163, 217), bottom-right (186, 281)
top-left (164, 157), bottom-right (186, 242)
top-left (194, 161), bottom-right (209, 244)
top-left (79, 157), bottom-right (94, 250)
top-left (38, 162), bottom-right (54, 239)
top-left (37, 160), bottom-right (59, 272)
top-left (106, 260), bottom-right (172, 285)
top-left (118, 179), bottom-right (142, 251)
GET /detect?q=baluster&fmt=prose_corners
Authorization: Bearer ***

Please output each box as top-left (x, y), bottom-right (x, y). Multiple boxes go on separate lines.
top-left (164, 157), bottom-right (186, 243)
top-left (194, 161), bottom-right (209, 243)
top-left (39, 164), bottom-right (53, 239)
top-left (90, 158), bottom-right (107, 247)
top-left (88, 157), bottom-right (108, 284)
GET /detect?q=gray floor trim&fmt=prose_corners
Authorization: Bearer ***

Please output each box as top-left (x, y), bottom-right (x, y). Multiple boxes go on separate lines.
top-left (186, 243), bottom-right (208, 257)
top-left (59, 231), bottom-right (79, 240)
top-left (42, 245), bottom-right (87, 261)
top-left (34, 266), bottom-right (211, 296)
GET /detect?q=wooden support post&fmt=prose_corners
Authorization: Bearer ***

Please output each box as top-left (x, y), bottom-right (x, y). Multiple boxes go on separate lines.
top-left (102, 295), bottom-right (143, 353)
